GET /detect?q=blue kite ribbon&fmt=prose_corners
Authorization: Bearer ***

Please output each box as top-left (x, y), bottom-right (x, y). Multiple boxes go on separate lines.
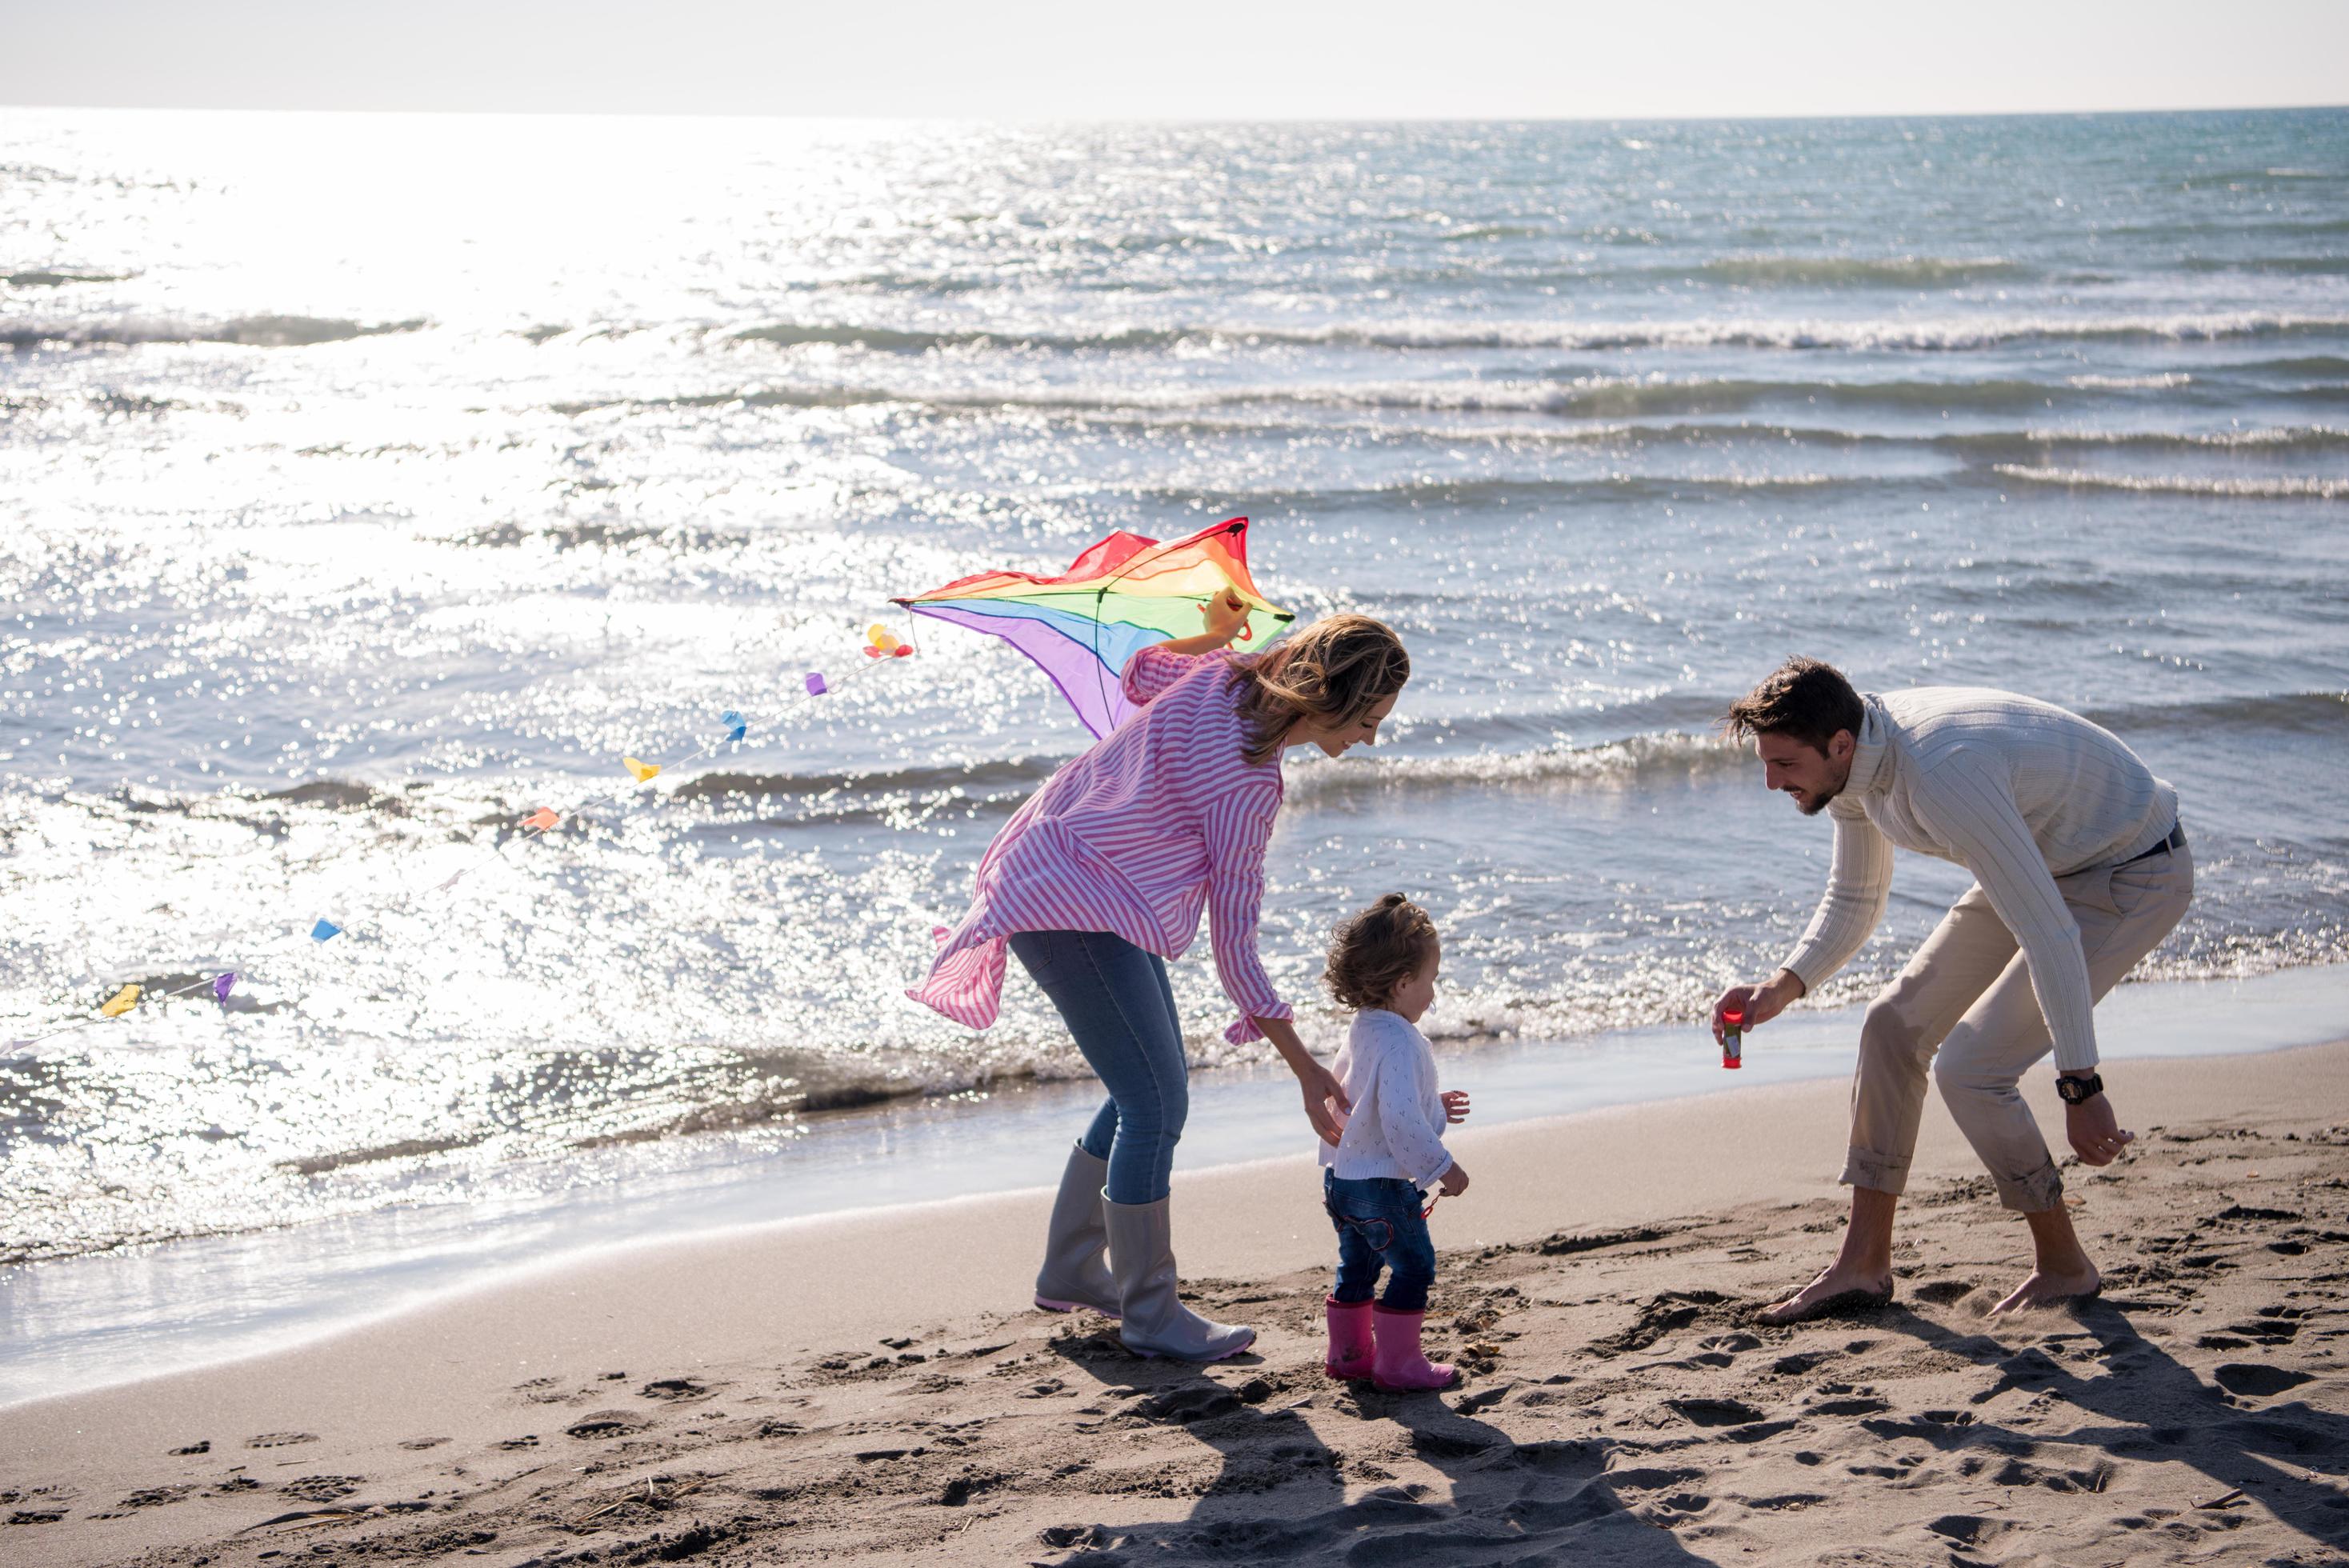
top-left (310, 918), bottom-right (342, 942)
top-left (722, 710), bottom-right (746, 742)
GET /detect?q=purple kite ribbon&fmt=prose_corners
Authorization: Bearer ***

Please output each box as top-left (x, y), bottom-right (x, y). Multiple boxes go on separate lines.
top-left (804, 672), bottom-right (828, 696)
top-left (213, 972), bottom-right (238, 1004)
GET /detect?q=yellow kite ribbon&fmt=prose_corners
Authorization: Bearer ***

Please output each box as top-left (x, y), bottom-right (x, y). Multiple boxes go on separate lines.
top-left (101, 983), bottom-right (142, 1018)
top-left (622, 757), bottom-right (662, 784)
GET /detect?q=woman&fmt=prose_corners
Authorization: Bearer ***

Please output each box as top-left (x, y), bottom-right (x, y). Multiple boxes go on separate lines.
top-left (911, 599), bottom-right (1411, 1360)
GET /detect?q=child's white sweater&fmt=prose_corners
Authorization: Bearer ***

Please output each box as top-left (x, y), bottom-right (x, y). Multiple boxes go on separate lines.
top-left (1317, 1008), bottom-right (1452, 1187)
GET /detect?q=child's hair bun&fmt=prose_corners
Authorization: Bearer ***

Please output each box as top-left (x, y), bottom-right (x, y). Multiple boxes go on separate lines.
top-left (1324, 894), bottom-right (1439, 1012)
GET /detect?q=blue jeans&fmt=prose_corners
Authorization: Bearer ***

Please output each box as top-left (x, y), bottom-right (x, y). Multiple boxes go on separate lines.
top-left (1324, 1170), bottom-right (1437, 1314)
top-left (1007, 930), bottom-right (1187, 1206)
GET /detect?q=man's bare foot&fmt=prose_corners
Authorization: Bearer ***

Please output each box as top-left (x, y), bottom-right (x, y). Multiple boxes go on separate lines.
top-left (1759, 1262), bottom-right (1895, 1326)
top-left (1989, 1262), bottom-right (2100, 1315)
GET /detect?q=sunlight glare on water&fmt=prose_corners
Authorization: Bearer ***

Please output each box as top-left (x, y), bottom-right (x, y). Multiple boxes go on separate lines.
top-left (2, 107), bottom-right (2345, 1264)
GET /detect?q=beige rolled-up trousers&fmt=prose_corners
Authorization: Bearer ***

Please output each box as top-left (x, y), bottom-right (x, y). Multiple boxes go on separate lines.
top-left (1843, 839), bottom-right (2193, 1212)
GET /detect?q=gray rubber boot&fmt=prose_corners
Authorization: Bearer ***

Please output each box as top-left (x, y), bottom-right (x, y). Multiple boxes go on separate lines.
top-left (1102, 1195), bottom-right (1256, 1362)
top-left (1034, 1145), bottom-right (1121, 1318)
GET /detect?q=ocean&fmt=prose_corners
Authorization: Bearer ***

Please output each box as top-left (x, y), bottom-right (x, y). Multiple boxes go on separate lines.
top-left (2, 108), bottom-right (2345, 1359)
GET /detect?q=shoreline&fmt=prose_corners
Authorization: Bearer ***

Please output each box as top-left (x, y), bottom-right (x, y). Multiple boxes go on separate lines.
top-left (3, 962), bottom-right (2344, 1410)
top-left (2, 1037), bottom-right (2343, 1564)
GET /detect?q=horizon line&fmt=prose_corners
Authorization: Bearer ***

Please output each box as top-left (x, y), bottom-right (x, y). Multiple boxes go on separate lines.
top-left (4, 101), bottom-right (2345, 125)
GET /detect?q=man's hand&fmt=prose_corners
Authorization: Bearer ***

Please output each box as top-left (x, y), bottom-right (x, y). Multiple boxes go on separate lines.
top-left (1296, 1057), bottom-right (1352, 1146)
top-left (1712, 968), bottom-right (1805, 1046)
top-left (1439, 1160), bottom-right (1471, 1197)
top-left (2065, 1081), bottom-right (2135, 1166)
top-left (1441, 1090), bottom-right (1471, 1124)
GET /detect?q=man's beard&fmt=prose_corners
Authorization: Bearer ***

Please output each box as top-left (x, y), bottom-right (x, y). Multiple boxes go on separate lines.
top-left (1792, 782), bottom-right (1840, 817)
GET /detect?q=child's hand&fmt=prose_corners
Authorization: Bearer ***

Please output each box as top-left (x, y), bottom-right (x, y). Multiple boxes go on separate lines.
top-left (1439, 1160), bottom-right (1470, 1198)
top-left (1442, 1090), bottom-right (1471, 1124)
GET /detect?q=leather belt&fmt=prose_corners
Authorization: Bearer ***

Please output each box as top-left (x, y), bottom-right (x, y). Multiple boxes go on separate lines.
top-left (2116, 822), bottom-right (2186, 867)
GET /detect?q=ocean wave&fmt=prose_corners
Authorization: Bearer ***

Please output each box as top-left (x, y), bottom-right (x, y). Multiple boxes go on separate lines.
top-left (1286, 731), bottom-right (1746, 802)
top-left (2238, 356), bottom-right (2349, 378)
top-left (2181, 255), bottom-right (2349, 276)
top-left (1991, 465), bottom-right (2348, 500)
top-left (722, 311), bottom-right (2349, 358)
top-left (1959, 425), bottom-right (2349, 458)
top-left (2066, 373), bottom-right (2192, 390)
top-left (1692, 255), bottom-right (2027, 287)
top-left (2084, 690), bottom-right (2349, 736)
top-left (1129, 473), bottom-right (1843, 514)
top-left (558, 374), bottom-right (2100, 424)
top-left (677, 755), bottom-right (1058, 803)
top-left (2, 314), bottom-right (429, 350)
top-left (5, 269), bottom-right (134, 288)
top-left (553, 365), bottom-right (2340, 429)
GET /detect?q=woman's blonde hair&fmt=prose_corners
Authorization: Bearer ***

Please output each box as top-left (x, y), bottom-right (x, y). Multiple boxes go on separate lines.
top-left (1230, 614), bottom-right (1411, 767)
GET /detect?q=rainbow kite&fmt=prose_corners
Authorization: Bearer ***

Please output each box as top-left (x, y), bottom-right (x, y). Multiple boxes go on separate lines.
top-left (894, 517), bottom-right (1291, 737)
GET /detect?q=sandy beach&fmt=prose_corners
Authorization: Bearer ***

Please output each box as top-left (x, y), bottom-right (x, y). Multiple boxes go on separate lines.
top-left (4, 1038), bottom-right (2346, 1566)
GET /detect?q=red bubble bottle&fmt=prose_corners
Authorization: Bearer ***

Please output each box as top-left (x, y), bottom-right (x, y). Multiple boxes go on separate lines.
top-left (1721, 1007), bottom-right (1745, 1070)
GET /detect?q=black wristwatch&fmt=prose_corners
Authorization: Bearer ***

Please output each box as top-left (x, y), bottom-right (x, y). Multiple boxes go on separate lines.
top-left (2055, 1072), bottom-right (2104, 1106)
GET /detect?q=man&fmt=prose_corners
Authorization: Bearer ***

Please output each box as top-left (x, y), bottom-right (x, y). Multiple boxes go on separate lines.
top-left (1713, 658), bottom-right (2191, 1319)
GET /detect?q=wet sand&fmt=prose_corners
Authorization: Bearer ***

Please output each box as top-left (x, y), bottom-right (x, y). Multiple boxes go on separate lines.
top-left (4, 1040), bottom-right (2346, 1566)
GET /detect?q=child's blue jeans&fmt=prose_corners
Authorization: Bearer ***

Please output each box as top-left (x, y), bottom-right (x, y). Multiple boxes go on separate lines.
top-left (1324, 1170), bottom-right (1437, 1314)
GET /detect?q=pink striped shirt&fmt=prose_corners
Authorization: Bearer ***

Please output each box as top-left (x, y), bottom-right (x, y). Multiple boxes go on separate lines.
top-left (910, 645), bottom-right (1292, 1045)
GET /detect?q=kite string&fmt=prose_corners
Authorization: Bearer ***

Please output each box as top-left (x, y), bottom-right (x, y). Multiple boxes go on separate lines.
top-left (2, 636), bottom-right (911, 1057)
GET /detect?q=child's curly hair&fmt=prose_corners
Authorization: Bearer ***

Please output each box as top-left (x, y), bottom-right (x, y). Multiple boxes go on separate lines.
top-left (1323, 894), bottom-right (1439, 1012)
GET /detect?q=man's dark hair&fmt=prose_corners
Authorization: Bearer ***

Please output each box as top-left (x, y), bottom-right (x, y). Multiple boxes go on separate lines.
top-left (1723, 657), bottom-right (1864, 755)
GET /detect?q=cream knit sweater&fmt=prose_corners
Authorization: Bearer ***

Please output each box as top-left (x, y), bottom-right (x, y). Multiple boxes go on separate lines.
top-left (1781, 686), bottom-right (2179, 1072)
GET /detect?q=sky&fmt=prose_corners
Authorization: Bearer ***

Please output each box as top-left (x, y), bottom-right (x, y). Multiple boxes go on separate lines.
top-left (1, 0), bottom-right (2343, 120)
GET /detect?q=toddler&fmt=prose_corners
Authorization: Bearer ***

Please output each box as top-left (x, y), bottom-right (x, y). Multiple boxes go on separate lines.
top-left (1318, 894), bottom-right (1471, 1391)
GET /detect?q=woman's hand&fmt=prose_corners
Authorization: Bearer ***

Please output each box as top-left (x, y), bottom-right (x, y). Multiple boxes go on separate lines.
top-left (1200, 588), bottom-right (1249, 643)
top-left (1442, 1090), bottom-right (1471, 1124)
top-left (1296, 1057), bottom-right (1352, 1146)
top-left (1439, 1160), bottom-right (1470, 1197)
top-left (1255, 1016), bottom-right (1349, 1145)
top-left (1156, 591), bottom-right (1252, 658)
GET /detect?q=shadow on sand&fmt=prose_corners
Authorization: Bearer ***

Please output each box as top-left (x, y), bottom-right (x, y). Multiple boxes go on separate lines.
top-left (1034, 1331), bottom-right (1717, 1566)
top-left (1867, 1299), bottom-right (2349, 1554)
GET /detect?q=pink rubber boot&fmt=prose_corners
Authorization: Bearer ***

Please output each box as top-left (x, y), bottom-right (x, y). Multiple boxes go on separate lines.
top-left (1324, 1298), bottom-right (1374, 1381)
top-left (1371, 1306), bottom-right (1458, 1393)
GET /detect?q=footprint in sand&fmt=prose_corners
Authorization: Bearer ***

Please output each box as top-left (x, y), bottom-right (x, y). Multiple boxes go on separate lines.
top-left (396, 1437), bottom-right (449, 1450)
top-left (244, 1432), bottom-right (318, 1449)
top-left (167, 1440), bottom-right (210, 1455)
top-left (2213, 1362), bottom-right (2315, 1398)
top-left (1927, 1514), bottom-right (2017, 1551)
top-left (1667, 1396), bottom-right (1768, 1427)
top-left (1915, 1279), bottom-right (1976, 1305)
top-left (564, 1411), bottom-right (651, 1440)
top-left (1991, 1457), bottom-right (2114, 1493)
top-left (279, 1475), bottom-right (363, 1502)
